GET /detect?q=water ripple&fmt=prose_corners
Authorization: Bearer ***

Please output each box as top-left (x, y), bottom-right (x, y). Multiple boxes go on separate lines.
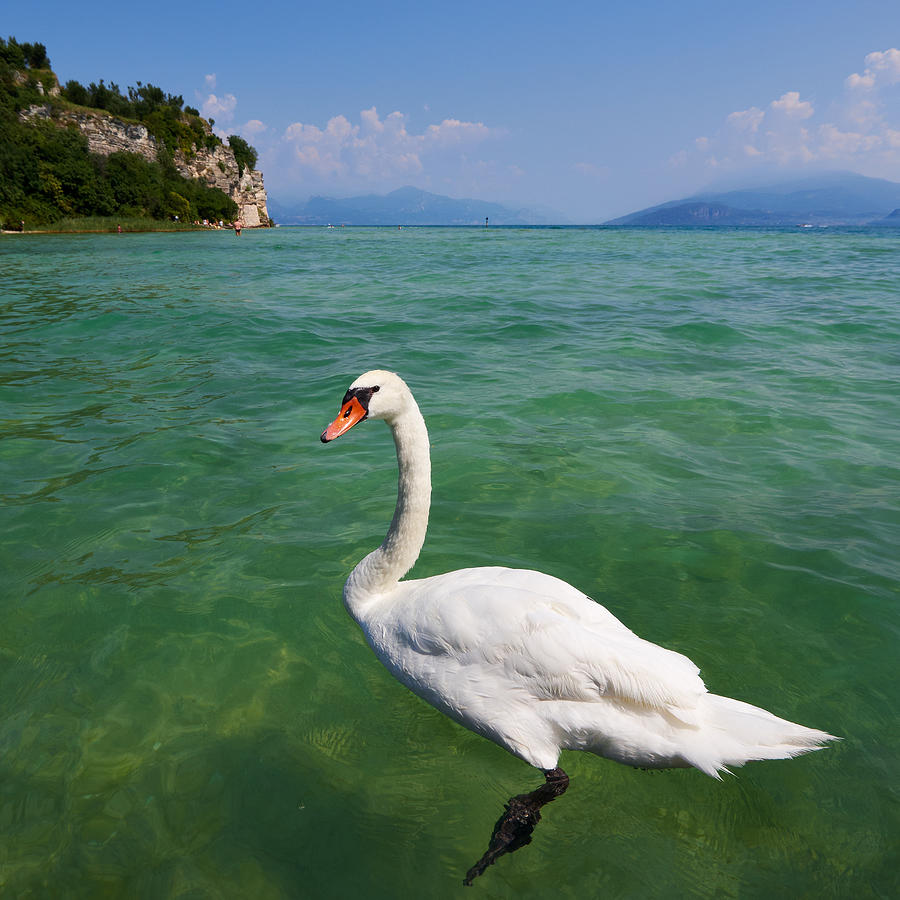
top-left (0, 227), bottom-right (897, 897)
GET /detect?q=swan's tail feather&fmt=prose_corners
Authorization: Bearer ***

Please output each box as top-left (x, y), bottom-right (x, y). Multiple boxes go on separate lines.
top-left (687, 694), bottom-right (839, 779)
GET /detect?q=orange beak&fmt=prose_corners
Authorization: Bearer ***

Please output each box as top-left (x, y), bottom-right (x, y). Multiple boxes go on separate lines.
top-left (321, 396), bottom-right (368, 442)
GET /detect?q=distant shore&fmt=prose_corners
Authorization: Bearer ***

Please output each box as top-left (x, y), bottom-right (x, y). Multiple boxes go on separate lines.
top-left (2, 227), bottom-right (217, 234)
top-left (1, 216), bottom-right (255, 235)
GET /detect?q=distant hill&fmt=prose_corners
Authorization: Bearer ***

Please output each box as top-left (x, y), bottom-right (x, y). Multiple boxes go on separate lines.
top-left (870, 208), bottom-right (900, 227)
top-left (606, 173), bottom-right (900, 226)
top-left (269, 186), bottom-right (556, 226)
top-left (608, 202), bottom-right (779, 227)
top-left (1, 36), bottom-right (266, 227)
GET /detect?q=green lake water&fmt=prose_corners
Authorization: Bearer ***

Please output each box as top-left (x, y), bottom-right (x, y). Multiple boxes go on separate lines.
top-left (1, 226), bottom-right (897, 898)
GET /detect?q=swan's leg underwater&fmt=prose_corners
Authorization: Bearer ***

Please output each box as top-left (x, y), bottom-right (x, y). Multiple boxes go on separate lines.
top-left (464, 768), bottom-right (570, 885)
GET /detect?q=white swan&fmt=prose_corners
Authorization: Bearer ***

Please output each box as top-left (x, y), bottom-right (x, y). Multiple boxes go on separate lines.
top-left (321, 370), bottom-right (837, 876)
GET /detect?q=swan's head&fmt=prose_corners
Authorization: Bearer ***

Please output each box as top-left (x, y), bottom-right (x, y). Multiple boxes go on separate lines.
top-left (321, 370), bottom-right (413, 442)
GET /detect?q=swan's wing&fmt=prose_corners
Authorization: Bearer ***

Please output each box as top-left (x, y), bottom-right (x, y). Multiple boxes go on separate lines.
top-left (392, 567), bottom-right (706, 722)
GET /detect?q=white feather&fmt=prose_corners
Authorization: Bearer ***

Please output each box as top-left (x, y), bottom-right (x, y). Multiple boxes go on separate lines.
top-left (326, 371), bottom-right (838, 776)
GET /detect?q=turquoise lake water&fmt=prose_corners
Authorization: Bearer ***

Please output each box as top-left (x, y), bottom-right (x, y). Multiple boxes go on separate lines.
top-left (1, 226), bottom-right (897, 898)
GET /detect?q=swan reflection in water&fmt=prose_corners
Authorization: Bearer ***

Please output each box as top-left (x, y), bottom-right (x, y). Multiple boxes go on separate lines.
top-left (320, 370), bottom-right (838, 883)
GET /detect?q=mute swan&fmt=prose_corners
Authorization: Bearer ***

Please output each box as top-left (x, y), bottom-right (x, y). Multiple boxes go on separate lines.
top-left (321, 370), bottom-right (837, 882)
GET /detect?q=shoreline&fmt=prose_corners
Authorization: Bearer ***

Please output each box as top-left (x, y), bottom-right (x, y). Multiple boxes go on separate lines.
top-left (2, 229), bottom-right (209, 235)
top-left (1, 226), bottom-right (270, 235)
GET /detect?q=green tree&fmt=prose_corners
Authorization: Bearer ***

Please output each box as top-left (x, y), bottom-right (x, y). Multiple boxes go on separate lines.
top-left (227, 134), bottom-right (257, 177)
top-left (63, 79), bottom-right (89, 107)
top-left (1, 37), bottom-right (241, 226)
top-left (0, 37), bottom-right (27, 68)
top-left (166, 190), bottom-right (191, 221)
top-left (23, 42), bottom-right (49, 68)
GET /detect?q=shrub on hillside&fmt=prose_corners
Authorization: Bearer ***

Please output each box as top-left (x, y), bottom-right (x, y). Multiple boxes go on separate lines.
top-left (1, 36), bottom-right (244, 225)
top-left (228, 135), bottom-right (257, 177)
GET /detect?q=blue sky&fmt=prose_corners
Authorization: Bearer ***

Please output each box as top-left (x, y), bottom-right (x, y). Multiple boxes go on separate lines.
top-left (7, 0), bottom-right (900, 220)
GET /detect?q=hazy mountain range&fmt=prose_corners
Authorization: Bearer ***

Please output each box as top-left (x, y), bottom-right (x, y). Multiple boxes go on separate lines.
top-left (268, 187), bottom-right (559, 226)
top-left (605, 172), bottom-right (900, 227)
top-left (268, 174), bottom-right (900, 227)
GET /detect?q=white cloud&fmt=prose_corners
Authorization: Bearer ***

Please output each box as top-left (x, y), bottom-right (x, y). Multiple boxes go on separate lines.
top-left (201, 92), bottom-right (237, 123)
top-left (770, 91), bottom-right (814, 119)
top-left (817, 123), bottom-right (881, 159)
top-left (846, 72), bottom-right (875, 90)
top-left (194, 75), bottom-right (239, 135)
top-left (726, 107), bottom-right (764, 133)
top-left (684, 48), bottom-right (900, 178)
top-left (360, 106), bottom-right (384, 133)
top-left (241, 119), bottom-right (266, 136)
top-left (278, 106), bottom-right (499, 183)
top-left (424, 118), bottom-right (493, 146)
top-left (846, 48), bottom-right (900, 90)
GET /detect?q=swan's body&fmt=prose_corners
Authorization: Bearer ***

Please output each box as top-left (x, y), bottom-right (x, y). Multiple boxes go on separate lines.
top-left (321, 370), bottom-right (836, 781)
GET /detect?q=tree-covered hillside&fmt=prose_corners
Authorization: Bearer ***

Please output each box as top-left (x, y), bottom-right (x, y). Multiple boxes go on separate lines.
top-left (0, 37), bottom-right (257, 228)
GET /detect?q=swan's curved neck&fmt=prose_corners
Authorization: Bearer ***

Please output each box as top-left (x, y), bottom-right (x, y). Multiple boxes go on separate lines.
top-left (344, 401), bottom-right (431, 614)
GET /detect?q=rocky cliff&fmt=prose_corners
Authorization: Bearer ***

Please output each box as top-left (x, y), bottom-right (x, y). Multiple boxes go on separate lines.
top-left (23, 105), bottom-right (159, 162)
top-left (174, 143), bottom-right (268, 227)
top-left (20, 104), bottom-right (269, 225)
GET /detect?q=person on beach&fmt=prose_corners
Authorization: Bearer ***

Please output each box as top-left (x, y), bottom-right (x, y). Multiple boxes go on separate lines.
top-left (235, 219), bottom-right (243, 236)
